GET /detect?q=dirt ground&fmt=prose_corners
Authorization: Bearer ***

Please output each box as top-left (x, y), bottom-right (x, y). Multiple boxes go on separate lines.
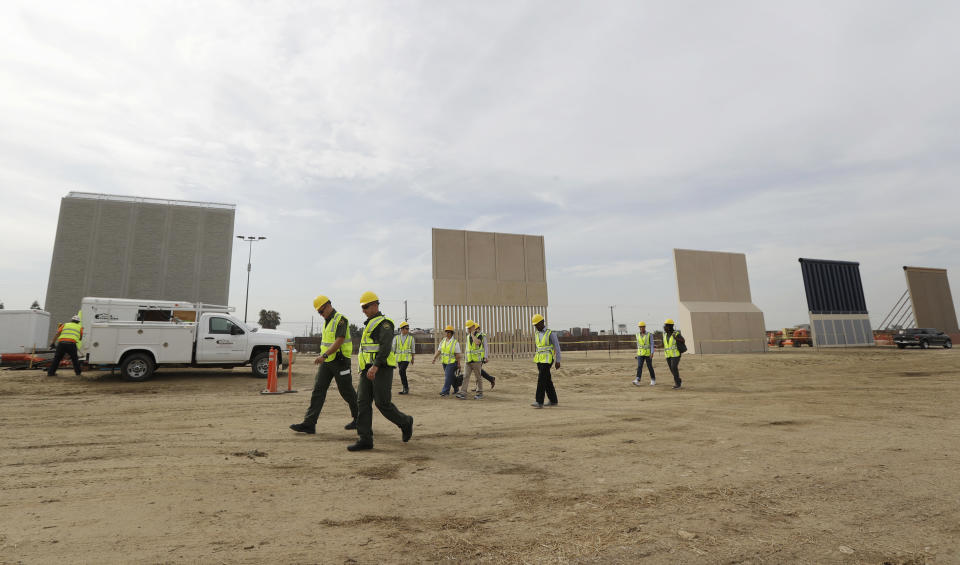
top-left (1, 347), bottom-right (958, 564)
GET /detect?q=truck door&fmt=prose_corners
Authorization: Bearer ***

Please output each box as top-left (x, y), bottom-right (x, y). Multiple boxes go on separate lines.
top-left (197, 315), bottom-right (248, 363)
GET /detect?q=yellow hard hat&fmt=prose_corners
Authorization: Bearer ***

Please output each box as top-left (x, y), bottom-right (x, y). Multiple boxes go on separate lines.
top-left (398, 321), bottom-right (409, 329)
top-left (637, 321), bottom-right (646, 327)
top-left (359, 291), bottom-right (379, 306)
top-left (665, 318), bottom-right (675, 325)
top-left (465, 319), bottom-right (476, 329)
top-left (531, 314), bottom-right (544, 325)
top-left (313, 295), bottom-right (330, 310)
top-left (444, 324), bottom-right (454, 332)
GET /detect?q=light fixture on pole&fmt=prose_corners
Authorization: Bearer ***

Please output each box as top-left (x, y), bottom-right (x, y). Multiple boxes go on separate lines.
top-left (236, 235), bottom-right (266, 323)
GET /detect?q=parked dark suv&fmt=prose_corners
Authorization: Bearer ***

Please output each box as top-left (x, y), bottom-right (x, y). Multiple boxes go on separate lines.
top-left (893, 328), bottom-right (952, 349)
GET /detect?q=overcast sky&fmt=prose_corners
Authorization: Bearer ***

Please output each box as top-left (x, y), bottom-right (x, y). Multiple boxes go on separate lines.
top-left (2, 1), bottom-right (958, 335)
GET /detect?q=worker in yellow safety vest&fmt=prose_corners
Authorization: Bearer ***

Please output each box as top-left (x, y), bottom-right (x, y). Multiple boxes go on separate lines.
top-left (290, 295), bottom-right (359, 435)
top-left (663, 318), bottom-right (686, 389)
top-left (48, 314), bottom-right (83, 377)
top-left (458, 320), bottom-right (485, 399)
top-left (432, 324), bottom-right (462, 396)
top-left (531, 314), bottom-right (561, 408)
top-left (393, 321), bottom-right (415, 394)
top-left (632, 321), bottom-right (656, 386)
top-left (347, 291), bottom-right (414, 451)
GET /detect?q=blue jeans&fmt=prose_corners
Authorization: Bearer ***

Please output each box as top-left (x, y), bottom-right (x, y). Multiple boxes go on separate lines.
top-left (441, 363), bottom-right (459, 394)
top-left (636, 356), bottom-right (655, 381)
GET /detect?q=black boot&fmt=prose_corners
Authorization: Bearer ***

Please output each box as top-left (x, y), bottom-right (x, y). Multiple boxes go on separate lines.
top-left (347, 441), bottom-right (373, 451)
top-left (344, 420), bottom-right (357, 430)
top-left (290, 422), bottom-right (316, 434)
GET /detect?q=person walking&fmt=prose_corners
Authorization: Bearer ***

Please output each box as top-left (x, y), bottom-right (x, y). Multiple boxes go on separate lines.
top-left (290, 295), bottom-right (359, 434)
top-left (458, 320), bottom-right (485, 399)
top-left (47, 314), bottom-right (83, 377)
top-left (432, 325), bottom-right (462, 396)
top-left (632, 321), bottom-right (656, 386)
top-left (474, 322), bottom-right (496, 390)
top-left (531, 314), bottom-right (561, 408)
top-left (393, 321), bottom-right (415, 395)
top-left (348, 291), bottom-right (414, 452)
top-left (663, 318), bottom-right (686, 389)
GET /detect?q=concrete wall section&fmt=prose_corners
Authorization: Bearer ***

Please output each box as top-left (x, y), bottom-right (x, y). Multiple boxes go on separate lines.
top-left (432, 228), bottom-right (548, 358)
top-left (904, 267), bottom-right (959, 332)
top-left (673, 249), bottom-right (766, 354)
top-left (44, 193), bottom-right (235, 341)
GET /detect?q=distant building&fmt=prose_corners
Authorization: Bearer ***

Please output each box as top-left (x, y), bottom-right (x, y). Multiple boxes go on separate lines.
top-left (44, 192), bottom-right (235, 340)
top-left (571, 327), bottom-right (583, 337)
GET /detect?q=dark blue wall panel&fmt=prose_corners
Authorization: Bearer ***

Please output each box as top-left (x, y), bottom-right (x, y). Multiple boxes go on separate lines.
top-left (799, 258), bottom-right (868, 314)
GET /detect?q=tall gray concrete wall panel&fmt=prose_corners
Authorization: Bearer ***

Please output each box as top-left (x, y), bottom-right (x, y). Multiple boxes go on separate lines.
top-left (44, 193), bottom-right (235, 340)
top-left (904, 267), bottom-right (959, 333)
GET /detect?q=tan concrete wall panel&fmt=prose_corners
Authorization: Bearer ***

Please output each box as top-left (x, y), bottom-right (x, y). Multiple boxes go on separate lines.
top-left (674, 248), bottom-right (765, 353)
top-left (495, 233), bottom-right (526, 282)
top-left (434, 280), bottom-right (467, 305)
top-left (432, 229), bottom-right (466, 280)
top-left (905, 267), bottom-right (959, 332)
top-left (499, 281), bottom-right (527, 304)
top-left (526, 282), bottom-right (549, 306)
top-left (466, 231), bottom-right (497, 280)
top-left (466, 279), bottom-right (499, 305)
top-left (524, 235), bottom-right (546, 283)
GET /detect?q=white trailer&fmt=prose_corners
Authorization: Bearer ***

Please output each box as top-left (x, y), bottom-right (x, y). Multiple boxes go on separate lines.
top-left (81, 297), bottom-right (295, 381)
top-left (0, 310), bottom-right (52, 354)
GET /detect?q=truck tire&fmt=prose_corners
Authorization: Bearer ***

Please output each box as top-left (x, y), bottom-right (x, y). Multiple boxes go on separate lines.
top-left (920, 340), bottom-right (929, 350)
top-left (252, 351), bottom-right (270, 378)
top-left (945, 340), bottom-right (952, 349)
top-left (121, 353), bottom-right (155, 382)
top-left (896, 344), bottom-right (906, 349)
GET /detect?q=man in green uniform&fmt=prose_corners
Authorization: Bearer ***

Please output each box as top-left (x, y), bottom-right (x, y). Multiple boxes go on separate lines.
top-left (290, 295), bottom-right (359, 434)
top-left (663, 318), bottom-right (686, 389)
top-left (348, 291), bottom-right (414, 451)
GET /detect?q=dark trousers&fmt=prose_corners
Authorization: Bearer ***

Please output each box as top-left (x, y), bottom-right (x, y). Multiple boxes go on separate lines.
top-left (481, 367), bottom-right (495, 384)
top-left (666, 356), bottom-right (681, 386)
top-left (398, 361), bottom-right (410, 390)
top-left (357, 366), bottom-right (411, 445)
top-left (636, 356), bottom-right (655, 381)
top-left (48, 341), bottom-right (81, 376)
top-left (304, 357), bottom-right (358, 425)
top-left (535, 362), bottom-right (558, 405)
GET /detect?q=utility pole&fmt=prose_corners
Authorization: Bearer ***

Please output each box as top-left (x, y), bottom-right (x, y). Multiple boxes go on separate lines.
top-left (609, 305), bottom-right (615, 336)
top-left (404, 300), bottom-right (408, 322)
top-left (236, 235), bottom-right (266, 323)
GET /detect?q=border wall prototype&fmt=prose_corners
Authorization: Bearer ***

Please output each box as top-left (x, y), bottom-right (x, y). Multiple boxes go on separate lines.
top-left (673, 249), bottom-right (766, 354)
top-left (44, 192), bottom-right (235, 341)
top-left (432, 228), bottom-right (547, 358)
top-left (904, 266), bottom-right (959, 333)
top-left (799, 258), bottom-right (875, 347)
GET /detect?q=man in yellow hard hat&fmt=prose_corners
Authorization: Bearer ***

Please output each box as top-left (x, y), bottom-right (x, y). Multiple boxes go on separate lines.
top-left (290, 295), bottom-right (359, 435)
top-left (349, 291), bottom-right (413, 451)
top-left (432, 324), bottom-right (462, 396)
top-left (393, 321), bottom-right (415, 394)
top-left (47, 314), bottom-right (83, 377)
top-left (459, 320), bottom-right (485, 399)
top-left (531, 314), bottom-right (561, 408)
top-left (632, 321), bottom-right (656, 386)
top-left (663, 318), bottom-right (686, 389)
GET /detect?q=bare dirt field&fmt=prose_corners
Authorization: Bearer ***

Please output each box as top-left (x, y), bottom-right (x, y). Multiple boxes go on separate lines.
top-left (1, 347), bottom-right (958, 564)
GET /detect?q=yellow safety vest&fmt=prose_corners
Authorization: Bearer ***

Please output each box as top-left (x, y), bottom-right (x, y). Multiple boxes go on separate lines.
top-left (534, 329), bottom-right (555, 364)
top-left (439, 338), bottom-right (458, 364)
top-left (636, 332), bottom-right (652, 357)
top-left (466, 332), bottom-right (484, 363)
top-left (476, 331), bottom-right (487, 361)
top-left (663, 332), bottom-right (681, 358)
top-left (395, 334), bottom-right (413, 362)
top-left (58, 322), bottom-right (82, 343)
top-left (358, 315), bottom-right (397, 370)
top-left (321, 312), bottom-right (352, 359)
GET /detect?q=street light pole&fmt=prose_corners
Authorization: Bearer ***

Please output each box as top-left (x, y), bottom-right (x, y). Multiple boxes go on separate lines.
top-left (236, 235), bottom-right (266, 323)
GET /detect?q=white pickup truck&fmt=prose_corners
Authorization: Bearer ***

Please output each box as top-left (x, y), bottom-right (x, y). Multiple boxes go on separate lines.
top-left (80, 297), bottom-right (295, 381)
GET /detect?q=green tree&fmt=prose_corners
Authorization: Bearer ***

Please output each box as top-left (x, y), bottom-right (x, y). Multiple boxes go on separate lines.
top-left (258, 309), bottom-right (281, 329)
top-left (30, 300), bottom-right (41, 310)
